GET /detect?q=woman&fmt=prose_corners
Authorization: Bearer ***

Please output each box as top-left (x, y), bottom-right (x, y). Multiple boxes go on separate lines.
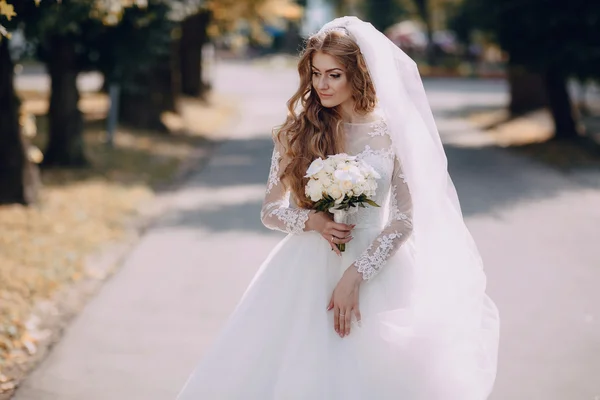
top-left (178, 16), bottom-right (499, 400)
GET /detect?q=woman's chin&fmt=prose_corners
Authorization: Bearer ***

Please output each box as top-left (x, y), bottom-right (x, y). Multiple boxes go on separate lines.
top-left (319, 98), bottom-right (339, 108)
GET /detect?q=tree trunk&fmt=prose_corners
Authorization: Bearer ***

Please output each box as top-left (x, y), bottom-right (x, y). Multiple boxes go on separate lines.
top-left (413, 0), bottom-right (435, 66)
top-left (507, 62), bottom-right (547, 115)
top-left (120, 38), bottom-right (180, 131)
top-left (180, 10), bottom-right (211, 98)
top-left (544, 66), bottom-right (581, 140)
top-left (44, 35), bottom-right (86, 166)
top-left (0, 39), bottom-right (40, 204)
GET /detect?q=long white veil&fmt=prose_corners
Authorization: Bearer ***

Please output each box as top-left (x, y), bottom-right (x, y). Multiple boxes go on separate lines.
top-left (318, 17), bottom-right (500, 398)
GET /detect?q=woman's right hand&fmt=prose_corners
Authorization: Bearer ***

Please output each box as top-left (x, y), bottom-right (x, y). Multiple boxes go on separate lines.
top-left (306, 211), bottom-right (354, 256)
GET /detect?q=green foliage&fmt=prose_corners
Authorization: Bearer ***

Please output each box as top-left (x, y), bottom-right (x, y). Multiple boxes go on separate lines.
top-left (89, 1), bottom-right (175, 86)
top-left (364, 0), bottom-right (408, 32)
top-left (12, 0), bottom-right (175, 85)
top-left (313, 194), bottom-right (380, 212)
top-left (451, 0), bottom-right (600, 80)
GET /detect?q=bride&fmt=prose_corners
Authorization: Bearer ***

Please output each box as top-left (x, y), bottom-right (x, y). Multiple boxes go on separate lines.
top-left (177, 16), bottom-right (499, 400)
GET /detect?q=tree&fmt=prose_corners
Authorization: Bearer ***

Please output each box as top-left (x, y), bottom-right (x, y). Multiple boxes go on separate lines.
top-left (114, 0), bottom-right (299, 129)
top-left (451, 0), bottom-right (600, 140)
top-left (23, 0), bottom-right (151, 165)
top-left (412, 0), bottom-right (435, 64)
top-left (0, 1), bottom-right (41, 204)
top-left (92, 1), bottom-right (177, 131)
top-left (180, 8), bottom-right (211, 97)
top-left (0, 0), bottom-right (146, 204)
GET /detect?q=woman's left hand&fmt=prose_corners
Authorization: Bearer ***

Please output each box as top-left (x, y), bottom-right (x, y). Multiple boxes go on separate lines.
top-left (327, 266), bottom-right (363, 338)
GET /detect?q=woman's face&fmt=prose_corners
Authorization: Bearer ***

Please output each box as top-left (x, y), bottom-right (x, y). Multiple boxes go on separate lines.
top-left (311, 51), bottom-right (353, 109)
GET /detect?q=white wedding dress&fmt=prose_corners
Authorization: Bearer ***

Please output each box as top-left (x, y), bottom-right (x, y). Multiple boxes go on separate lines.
top-left (177, 118), bottom-right (498, 400)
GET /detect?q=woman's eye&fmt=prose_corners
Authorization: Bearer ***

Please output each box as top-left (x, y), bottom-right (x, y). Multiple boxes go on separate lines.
top-left (311, 72), bottom-right (320, 77)
top-left (330, 74), bottom-right (341, 79)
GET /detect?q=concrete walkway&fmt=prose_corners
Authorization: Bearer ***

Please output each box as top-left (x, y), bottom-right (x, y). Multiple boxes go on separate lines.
top-left (14, 60), bottom-right (600, 400)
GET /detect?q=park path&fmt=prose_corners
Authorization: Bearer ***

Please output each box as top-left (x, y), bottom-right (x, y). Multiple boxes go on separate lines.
top-left (14, 59), bottom-right (600, 400)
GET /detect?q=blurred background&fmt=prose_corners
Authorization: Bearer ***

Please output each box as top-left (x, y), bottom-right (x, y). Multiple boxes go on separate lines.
top-left (1, 1), bottom-right (599, 399)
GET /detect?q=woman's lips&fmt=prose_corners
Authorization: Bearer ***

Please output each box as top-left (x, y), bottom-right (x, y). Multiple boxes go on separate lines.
top-left (319, 93), bottom-right (333, 98)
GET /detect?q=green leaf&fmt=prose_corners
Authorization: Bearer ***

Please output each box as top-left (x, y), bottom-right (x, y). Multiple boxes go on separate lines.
top-left (364, 199), bottom-right (380, 207)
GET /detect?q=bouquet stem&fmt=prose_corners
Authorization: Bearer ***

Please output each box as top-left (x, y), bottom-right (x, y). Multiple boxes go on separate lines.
top-left (330, 208), bottom-right (347, 252)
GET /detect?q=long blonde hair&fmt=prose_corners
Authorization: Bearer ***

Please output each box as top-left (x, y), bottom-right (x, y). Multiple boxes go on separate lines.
top-left (275, 29), bottom-right (377, 209)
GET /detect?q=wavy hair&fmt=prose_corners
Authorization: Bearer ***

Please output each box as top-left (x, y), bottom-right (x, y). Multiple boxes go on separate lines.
top-left (275, 28), bottom-right (377, 209)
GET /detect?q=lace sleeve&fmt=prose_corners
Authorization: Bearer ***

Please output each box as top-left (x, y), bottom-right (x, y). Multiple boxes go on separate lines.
top-left (353, 156), bottom-right (413, 280)
top-left (260, 139), bottom-right (311, 234)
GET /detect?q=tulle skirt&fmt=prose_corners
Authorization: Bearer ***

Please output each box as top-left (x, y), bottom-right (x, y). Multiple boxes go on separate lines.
top-left (177, 227), bottom-right (499, 400)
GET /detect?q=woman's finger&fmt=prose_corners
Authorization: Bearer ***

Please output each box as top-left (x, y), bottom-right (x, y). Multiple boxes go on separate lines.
top-left (324, 234), bottom-right (342, 256)
top-left (327, 228), bottom-right (352, 239)
top-left (338, 309), bottom-right (346, 337)
top-left (344, 308), bottom-right (352, 336)
top-left (334, 307), bottom-right (341, 334)
top-left (330, 223), bottom-right (354, 233)
top-left (331, 242), bottom-right (342, 256)
top-left (323, 230), bottom-right (353, 244)
top-left (335, 234), bottom-right (353, 244)
top-left (327, 296), bottom-right (334, 311)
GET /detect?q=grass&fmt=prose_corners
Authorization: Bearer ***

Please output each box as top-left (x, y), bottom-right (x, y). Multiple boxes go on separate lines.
top-left (0, 89), bottom-right (236, 395)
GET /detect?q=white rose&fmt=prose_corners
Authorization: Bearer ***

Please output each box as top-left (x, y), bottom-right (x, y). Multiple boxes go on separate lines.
top-left (305, 158), bottom-right (324, 177)
top-left (340, 179), bottom-right (354, 192)
top-left (306, 179), bottom-right (324, 201)
top-left (320, 175), bottom-right (333, 187)
top-left (354, 182), bottom-right (366, 195)
top-left (328, 184), bottom-right (343, 201)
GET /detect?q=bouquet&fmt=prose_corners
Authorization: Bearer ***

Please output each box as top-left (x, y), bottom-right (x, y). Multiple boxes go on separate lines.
top-left (304, 153), bottom-right (381, 252)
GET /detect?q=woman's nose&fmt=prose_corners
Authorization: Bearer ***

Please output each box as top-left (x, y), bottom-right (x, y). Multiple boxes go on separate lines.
top-left (318, 77), bottom-right (328, 90)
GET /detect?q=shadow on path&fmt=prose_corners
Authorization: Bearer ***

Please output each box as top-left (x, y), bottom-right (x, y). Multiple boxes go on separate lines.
top-left (158, 132), bottom-right (594, 234)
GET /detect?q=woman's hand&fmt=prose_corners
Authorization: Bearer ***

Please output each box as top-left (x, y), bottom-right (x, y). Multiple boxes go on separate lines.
top-left (305, 211), bottom-right (354, 256)
top-left (327, 266), bottom-right (363, 337)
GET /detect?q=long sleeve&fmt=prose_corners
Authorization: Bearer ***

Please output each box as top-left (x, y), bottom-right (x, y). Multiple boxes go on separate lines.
top-left (260, 139), bottom-right (311, 234)
top-left (354, 156), bottom-right (413, 280)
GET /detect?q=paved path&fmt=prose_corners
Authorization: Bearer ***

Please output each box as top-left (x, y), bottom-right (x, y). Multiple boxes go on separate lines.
top-left (14, 59), bottom-right (600, 400)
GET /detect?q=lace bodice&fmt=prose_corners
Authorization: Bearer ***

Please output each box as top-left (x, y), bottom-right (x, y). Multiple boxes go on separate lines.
top-left (260, 118), bottom-right (413, 281)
